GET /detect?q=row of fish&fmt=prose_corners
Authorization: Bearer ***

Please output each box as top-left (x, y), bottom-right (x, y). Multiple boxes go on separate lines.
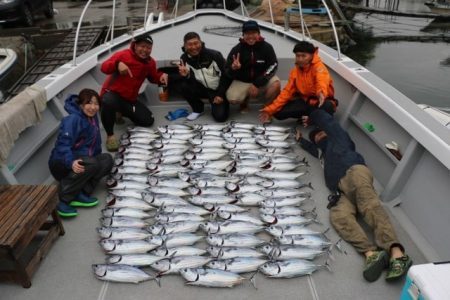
top-left (93, 122), bottom-right (331, 287)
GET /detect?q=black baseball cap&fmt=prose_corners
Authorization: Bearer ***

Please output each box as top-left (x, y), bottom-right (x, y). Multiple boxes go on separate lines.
top-left (242, 20), bottom-right (260, 33)
top-left (134, 33), bottom-right (153, 44)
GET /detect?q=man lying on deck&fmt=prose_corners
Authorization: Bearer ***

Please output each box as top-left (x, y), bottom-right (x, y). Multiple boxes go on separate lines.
top-left (296, 109), bottom-right (412, 282)
top-left (260, 41), bottom-right (337, 124)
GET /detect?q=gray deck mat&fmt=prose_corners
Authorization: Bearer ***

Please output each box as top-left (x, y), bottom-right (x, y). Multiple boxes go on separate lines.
top-left (1, 100), bottom-right (426, 300)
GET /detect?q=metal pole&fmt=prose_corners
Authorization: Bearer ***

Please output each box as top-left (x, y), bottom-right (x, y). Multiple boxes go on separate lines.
top-left (174, 0), bottom-right (179, 19)
top-left (240, 0), bottom-right (245, 16)
top-left (320, 0), bottom-right (342, 60)
top-left (144, 0), bottom-right (150, 28)
top-left (268, 0), bottom-right (275, 26)
top-left (72, 0), bottom-right (93, 66)
top-left (297, 0), bottom-right (305, 39)
top-left (111, 0), bottom-right (116, 44)
top-left (223, 0), bottom-right (227, 10)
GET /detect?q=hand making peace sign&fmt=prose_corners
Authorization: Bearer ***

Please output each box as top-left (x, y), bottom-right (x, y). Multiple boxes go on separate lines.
top-left (231, 53), bottom-right (241, 70)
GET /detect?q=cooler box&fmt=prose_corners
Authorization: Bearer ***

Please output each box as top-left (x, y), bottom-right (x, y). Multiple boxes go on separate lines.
top-left (400, 262), bottom-right (450, 300)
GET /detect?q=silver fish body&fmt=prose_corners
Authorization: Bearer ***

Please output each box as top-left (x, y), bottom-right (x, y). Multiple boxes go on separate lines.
top-left (149, 155), bottom-right (186, 165)
top-left (257, 179), bottom-right (309, 189)
top-left (217, 211), bottom-right (264, 225)
top-left (160, 205), bottom-right (210, 215)
top-left (259, 259), bottom-right (326, 278)
top-left (259, 206), bottom-right (309, 216)
top-left (259, 196), bottom-right (310, 208)
top-left (102, 207), bottom-right (151, 219)
top-left (207, 257), bottom-right (267, 274)
top-left (106, 196), bottom-right (155, 211)
top-left (107, 179), bottom-right (150, 190)
top-left (207, 246), bottom-right (265, 259)
top-left (92, 264), bottom-right (153, 283)
top-left (276, 235), bottom-right (332, 249)
top-left (106, 254), bottom-right (164, 266)
top-left (151, 246), bottom-right (207, 257)
top-left (148, 221), bottom-right (201, 235)
top-left (147, 177), bottom-right (192, 189)
top-left (258, 245), bottom-right (326, 260)
top-left (100, 239), bottom-right (159, 254)
top-left (203, 203), bottom-right (248, 213)
top-left (188, 195), bottom-right (236, 206)
top-left (100, 216), bottom-right (149, 228)
top-left (200, 221), bottom-right (263, 234)
top-left (156, 233), bottom-right (204, 248)
top-left (151, 256), bottom-right (211, 275)
top-left (155, 213), bottom-right (205, 223)
top-left (180, 268), bottom-right (248, 288)
top-left (187, 186), bottom-right (228, 196)
top-left (143, 193), bottom-right (189, 207)
top-left (206, 233), bottom-right (266, 247)
top-left (266, 225), bottom-right (325, 237)
top-left (148, 186), bottom-right (189, 197)
top-left (258, 189), bottom-right (310, 198)
top-left (260, 214), bottom-right (314, 226)
top-left (97, 227), bottom-right (152, 240)
top-left (256, 170), bottom-right (307, 180)
top-left (236, 194), bottom-right (266, 206)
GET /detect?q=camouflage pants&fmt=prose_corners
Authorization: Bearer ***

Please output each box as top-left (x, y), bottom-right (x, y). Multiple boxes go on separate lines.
top-left (330, 165), bottom-right (399, 253)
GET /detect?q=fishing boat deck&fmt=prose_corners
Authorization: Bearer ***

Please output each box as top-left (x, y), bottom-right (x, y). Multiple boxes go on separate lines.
top-left (0, 104), bottom-right (426, 300)
top-left (0, 11), bottom-right (432, 300)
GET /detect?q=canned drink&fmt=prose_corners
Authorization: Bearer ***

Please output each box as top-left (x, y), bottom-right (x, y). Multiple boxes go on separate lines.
top-left (159, 85), bottom-right (169, 101)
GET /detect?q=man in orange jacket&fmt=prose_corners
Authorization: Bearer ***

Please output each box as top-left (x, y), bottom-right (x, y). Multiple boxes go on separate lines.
top-left (259, 41), bottom-right (337, 123)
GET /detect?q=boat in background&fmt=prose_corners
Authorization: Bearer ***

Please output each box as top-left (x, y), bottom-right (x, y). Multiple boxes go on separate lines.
top-left (425, 0), bottom-right (450, 16)
top-left (0, 48), bottom-right (17, 80)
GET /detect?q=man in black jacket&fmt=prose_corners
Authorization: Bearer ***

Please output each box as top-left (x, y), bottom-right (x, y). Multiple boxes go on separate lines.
top-left (225, 20), bottom-right (280, 113)
top-left (297, 109), bottom-right (412, 282)
top-left (176, 32), bottom-right (230, 122)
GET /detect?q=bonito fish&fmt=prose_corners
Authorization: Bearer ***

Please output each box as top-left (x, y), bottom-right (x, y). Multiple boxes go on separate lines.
top-left (92, 264), bottom-right (155, 283)
top-left (151, 256), bottom-right (211, 275)
top-left (106, 254), bottom-right (164, 266)
top-left (206, 233), bottom-right (266, 247)
top-left (200, 221), bottom-right (263, 234)
top-left (179, 268), bottom-right (253, 288)
top-left (207, 257), bottom-right (267, 274)
top-left (259, 259), bottom-right (328, 278)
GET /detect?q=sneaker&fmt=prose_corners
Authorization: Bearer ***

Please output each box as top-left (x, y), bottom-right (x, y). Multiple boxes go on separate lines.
top-left (186, 112), bottom-right (202, 121)
top-left (57, 202), bottom-right (78, 218)
top-left (363, 250), bottom-right (389, 282)
top-left (240, 103), bottom-right (249, 114)
top-left (106, 136), bottom-right (119, 152)
top-left (386, 255), bottom-right (412, 282)
top-left (70, 193), bottom-right (99, 207)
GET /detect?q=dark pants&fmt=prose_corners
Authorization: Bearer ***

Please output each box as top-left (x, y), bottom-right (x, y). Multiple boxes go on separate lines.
top-left (181, 81), bottom-right (229, 122)
top-left (273, 97), bottom-right (336, 120)
top-left (49, 154), bottom-right (113, 204)
top-left (101, 91), bottom-right (154, 135)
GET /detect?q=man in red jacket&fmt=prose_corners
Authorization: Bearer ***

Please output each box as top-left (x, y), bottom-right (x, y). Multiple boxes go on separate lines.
top-left (100, 33), bottom-right (168, 151)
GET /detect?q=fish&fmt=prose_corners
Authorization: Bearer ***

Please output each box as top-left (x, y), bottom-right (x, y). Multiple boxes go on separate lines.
top-left (92, 264), bottom-right (155, 283)
top-left (200, 221), bottom-right (263, 235)
top-left (259, 196), bottom-right (310, 208)
top-left (149, 155), bottom-right (186, 165)
top-left (190, 147), bottom-right (228, 154)
top-left (147, 221), bottom-right (201, 235)
top-left (159, 205), bottom-right (210, 216)
top-left (184, 152), bottom-right (227, 161)
top-left (206, 233), bottom-right (266, 247)
top-left (106, 254), bottom-right (164, 266)
top-left (187, 186), bottom-right (228, 196)
top-left (258, 189), bottom-right (311, 198)
top-left (100, 216), bottom-right (150, 228)
top-left (259, 259), bottom-right (329, 278)
top-left (188, 195), bottom-right (237, 206)
top-left (217, 211), bottom-right (264, 225)
top-left (147, 176), bottom-right (192, 189)
top-left (254, 133), bottom-right (290, 141)
top-left (97, 227), bottom-right (152, 240)
top-left (179, 268), bottom-right (253, 288)
top-left (235, 194), bottom-right (266, 206)
top-left (109, 189), bottom-right (144, 200)
top-left (111, 173), bottom-right (149, 184)
top-left (254, 124), bottom-right (290, 133)
top-left (256, 170), bottom-right (308, 180)
top-left (224, 137), bottom-right (257, 144)
top-left (102, 207), bottom-right (152, 219)
top-left (228, 121), bottom-right (255, 130)
top-left (146, 163), bottom-right (187, 177)
top-left (143, 193), bottom-right (189, 207)
top-left (188, 160), bottom-right (235, 171)
top-left (100, 239), bottom-right (159, 254)
top-left (189, 139), bottom-right (225, 147)
top-left (148, 186), bottom-right (189, 197)
top-left (161, 133), bottom-right (196, 140)
top-left (106, 195), bottom-right (155, 211)
top-left (194, 176), bottom-right (240, 188)
top-left (266, 225), bottom-right (328, 237)
top-left (203, 203), bottom-right (248, 213)
top-left (193, 124), bottom-right (229, 131)
top-left (259, 214), bottom-right (315, 226)
top-left (155, 213), bottom-right (205, 223)
top-left (207, 246), bottom-right (265, 259)
top-left (222, 143), bottom-right (260, 150)
top-left (152, 138), bottom-right (188, 145)
top-left (106, 179), bottom-right (150, 190)
top-left (257, 179), bottom-right (312, 189)
top-left (258, 244), bottom-right (327, 260)
top-left (259, 206), bottom-right (312, 216)
top-left (151, 233), bottom-right (204, 248)
top-left (227, 166), bottom-right (262, 176)
top-left (207, 257), bottom-right (267, 274)
top-left (259, 162), bottom-right (305, 172)
top-left (276, 235), bottom-right (332, 249)
top-left (256, 139), bottom-right (291, 149)
top-left (114, 158), bottom-right (147, 169)
top-left (151, 256), bottom-right (212, 275)
top-left (222, 132), bottom-right (254, 139)
top-left (151, 246), bottom-right (207, 257)
top-left (128, 126), bottom-right (158, 134)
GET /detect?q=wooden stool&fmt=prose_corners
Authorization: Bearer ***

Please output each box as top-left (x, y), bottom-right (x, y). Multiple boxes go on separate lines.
top-left (0, 185), bottom-right (65, 288)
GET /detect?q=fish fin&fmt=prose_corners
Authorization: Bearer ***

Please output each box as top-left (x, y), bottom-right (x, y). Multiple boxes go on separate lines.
top-left (248, 271), bottom-right (258, 290)
top-left (323, 259), bottom-right (333, 272)
top-left (307, 182), bottom-right (314, 190)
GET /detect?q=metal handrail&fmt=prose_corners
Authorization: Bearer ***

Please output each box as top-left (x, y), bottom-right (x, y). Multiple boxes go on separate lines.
top-left (297, 0), bottom-right (306, 39)
top-left (320, 0), bottom-right (341, 60)
top-left (144, 0), bottom-right (150, 29)
top-left (72, 0), bottom-right (93, 66)
top-left (111, 0), bottom-right (116, 44)
top-left (268, 0), bottom-right (275, 27)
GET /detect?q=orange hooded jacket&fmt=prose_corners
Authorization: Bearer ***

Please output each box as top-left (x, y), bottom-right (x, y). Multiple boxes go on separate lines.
top-left (262, 49), bottom-right (334, 115)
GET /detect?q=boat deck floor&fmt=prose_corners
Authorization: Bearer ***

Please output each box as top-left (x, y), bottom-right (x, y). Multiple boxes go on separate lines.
top-left (1, 100), bottom-right (427, 300)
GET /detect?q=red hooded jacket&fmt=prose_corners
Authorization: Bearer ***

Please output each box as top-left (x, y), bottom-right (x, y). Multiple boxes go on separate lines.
top-left (100, 42), bottom-right (163, 103)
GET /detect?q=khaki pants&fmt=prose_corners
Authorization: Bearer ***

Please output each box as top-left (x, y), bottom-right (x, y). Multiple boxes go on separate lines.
top-left (226, 76), bottom-right (280, 103)
top-left (330, 165), bottom-right (399, 253)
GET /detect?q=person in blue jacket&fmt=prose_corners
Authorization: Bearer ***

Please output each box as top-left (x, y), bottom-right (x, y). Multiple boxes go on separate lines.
top-left (297, 109), bottom-right (412, 282)
top-left (49, 89), bottom-right (113, 218)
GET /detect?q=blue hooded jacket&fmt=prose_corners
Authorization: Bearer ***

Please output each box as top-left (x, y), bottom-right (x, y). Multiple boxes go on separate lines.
top-left (48, 94), bottom-right (101, 169)
top-left (299, 109), bottom-right (365, 192)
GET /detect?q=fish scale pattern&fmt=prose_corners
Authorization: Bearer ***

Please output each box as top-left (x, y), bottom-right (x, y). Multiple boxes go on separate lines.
top-left (92, 122), bottom-right (333, 286)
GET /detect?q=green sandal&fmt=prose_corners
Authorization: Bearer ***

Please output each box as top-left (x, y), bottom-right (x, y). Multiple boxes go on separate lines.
top-left (363, 250), bottom-right (389, 282)
top-left (386, 255), bottom-right (412, 282)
